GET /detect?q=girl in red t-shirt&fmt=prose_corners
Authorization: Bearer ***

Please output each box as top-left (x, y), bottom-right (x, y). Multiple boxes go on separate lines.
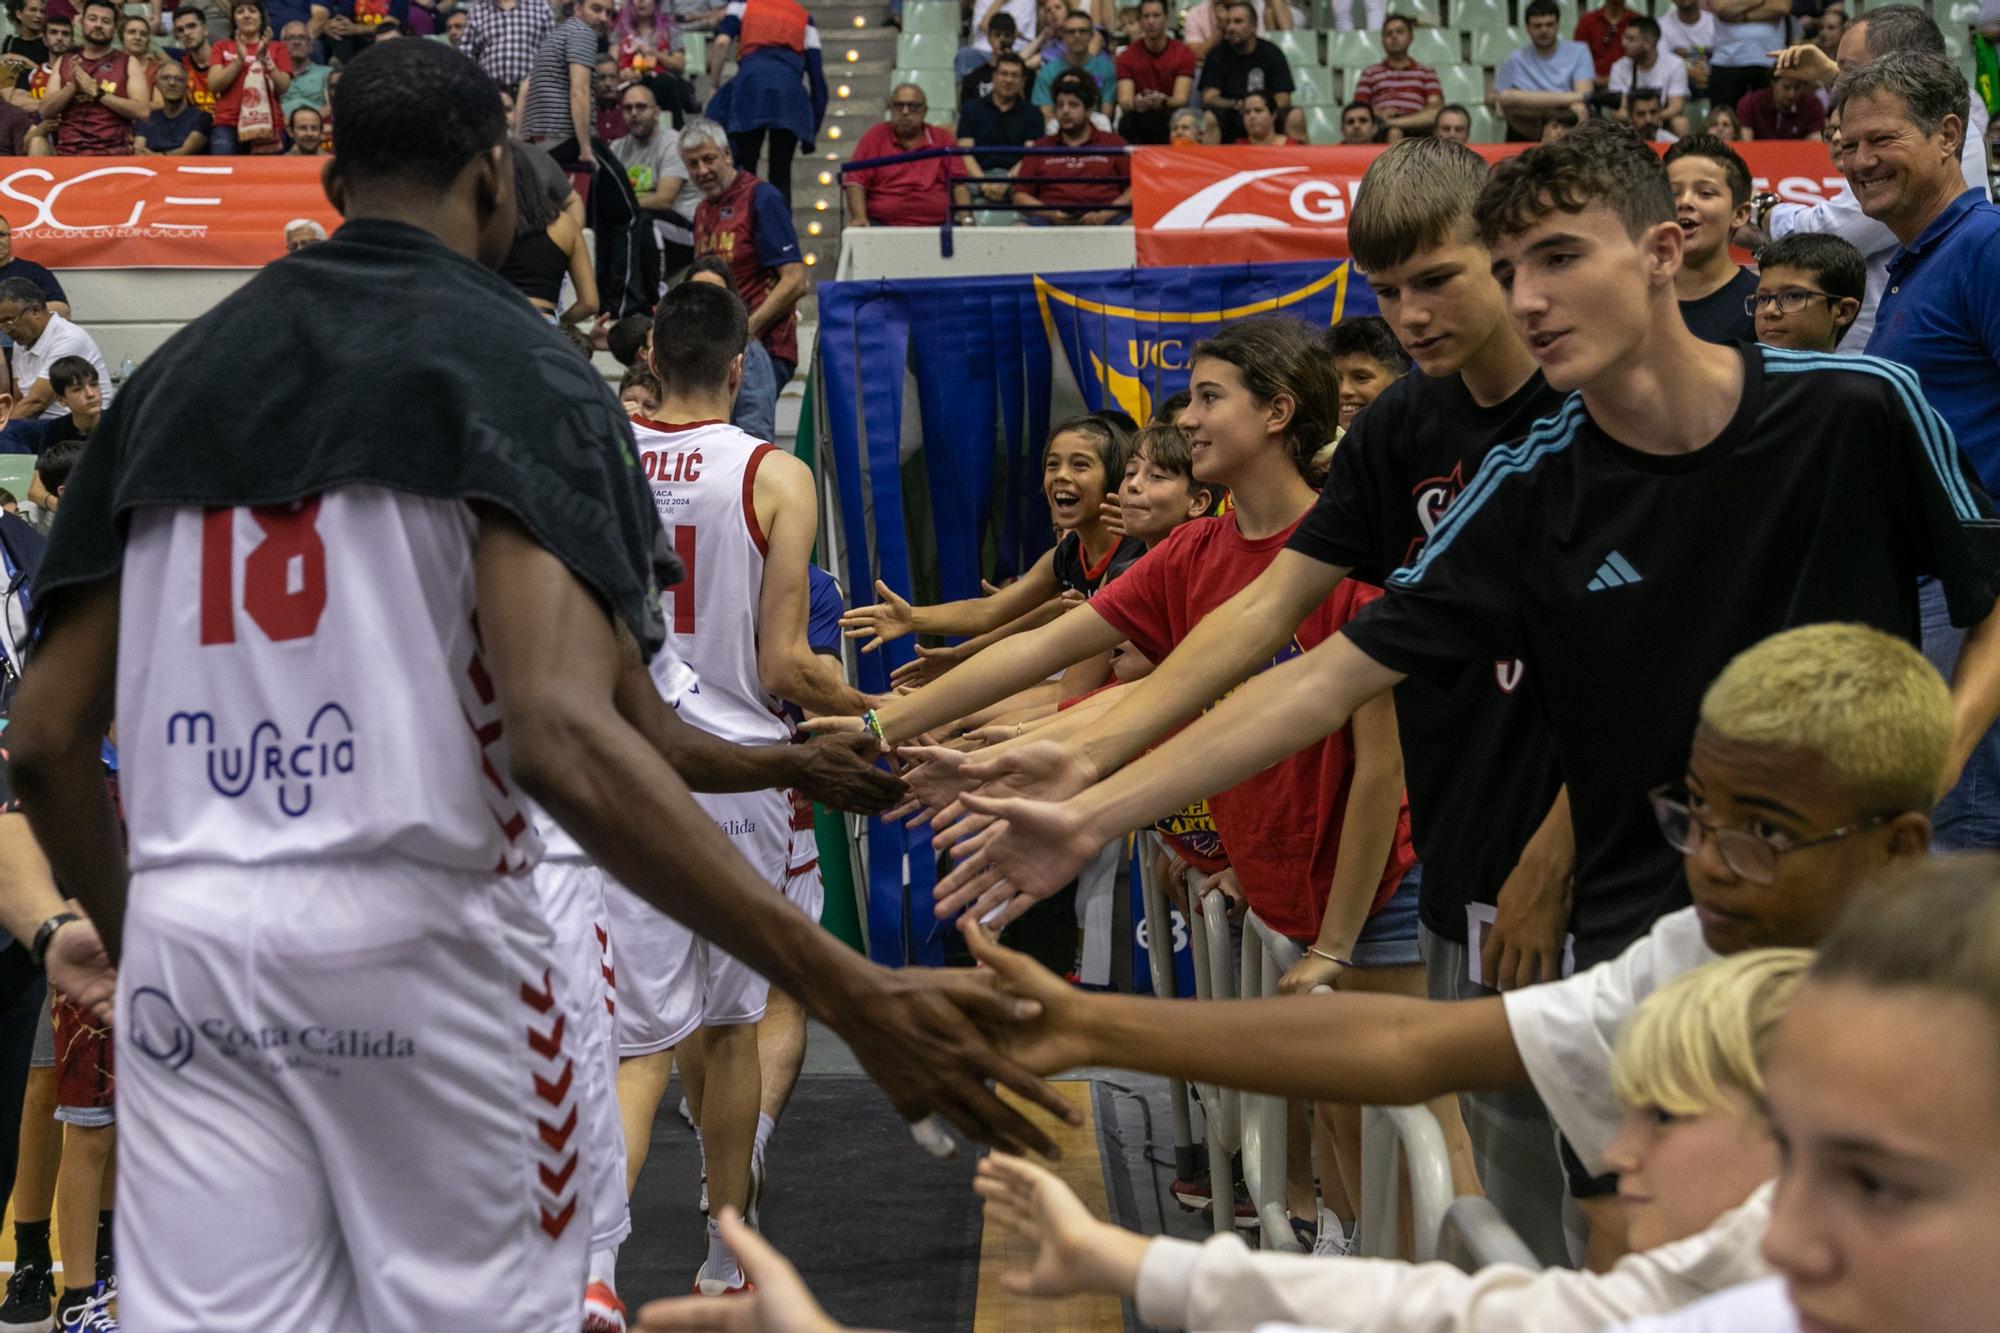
top-left (839, 317), bottom-right (1478, 1236)
top-left (205, 0), bottom-right (292, 155)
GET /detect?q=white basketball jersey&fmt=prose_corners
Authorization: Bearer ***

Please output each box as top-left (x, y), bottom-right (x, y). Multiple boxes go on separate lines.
top-left (632, 418), bottom-right (791, 748)
top-left (531, 645), bottom-right (699, 862)
top-left (116, 486), bottom-right (541, 876)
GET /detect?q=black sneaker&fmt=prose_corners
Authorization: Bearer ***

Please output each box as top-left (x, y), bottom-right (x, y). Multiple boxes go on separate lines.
top-left (0, 1261), bottom-right (56, 1333)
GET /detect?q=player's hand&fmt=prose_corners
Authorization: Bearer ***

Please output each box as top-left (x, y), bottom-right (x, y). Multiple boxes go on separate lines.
top-left (788, 733), bottom-right (906, 815)
top-left (960, 918), bottom-right (1097, 1072)
top-left (975, 1153), bottom-right (1151, 1300)
top-left (839, 580), bottom-right (917, 653)
top-left (635, 1209), bottom-right (844, 1332)
top-left (1768, 42), bottom-right (1837, 84)
top-left (930, 789), bottom-right (1103, 927)
top-left (888, 642), bottom-right (962, 689)
top-left (826, 961), bottom-right (1080, 1156)
top-left (1481, 852), bottom-right (1572, 992)
top-left (46, 917), bottom-right (113, 1027)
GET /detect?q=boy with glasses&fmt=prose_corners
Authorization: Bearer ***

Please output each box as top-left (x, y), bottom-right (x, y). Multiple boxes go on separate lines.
top-left (1747, 233), bottom-right (1865, 351)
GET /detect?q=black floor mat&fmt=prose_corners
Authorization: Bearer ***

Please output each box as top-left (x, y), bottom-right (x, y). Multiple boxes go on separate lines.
top-left (619, 1074), bottom-right (984, 1330)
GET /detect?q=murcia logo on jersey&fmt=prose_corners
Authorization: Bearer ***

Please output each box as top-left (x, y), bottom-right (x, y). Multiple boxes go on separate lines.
top-left (166, 701), bottom-right (357, 817)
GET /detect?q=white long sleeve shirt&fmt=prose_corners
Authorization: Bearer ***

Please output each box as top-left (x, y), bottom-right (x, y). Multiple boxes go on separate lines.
top-left (1768, 100), bottom-right (1990, 351)
top-left (1134, 1183), bottom-right (1775, 1333)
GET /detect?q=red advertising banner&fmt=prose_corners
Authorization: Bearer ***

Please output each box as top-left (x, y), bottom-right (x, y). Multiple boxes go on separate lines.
top-left (1131, 141), bottom-right (1847, 266)
top-left (0, 156), bottom-right (339, 269)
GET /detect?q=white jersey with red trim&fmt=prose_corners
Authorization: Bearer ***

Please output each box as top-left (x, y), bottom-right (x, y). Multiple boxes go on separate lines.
top-left (116, 486), bottom-right (540, 876)
top-left (631, 416), bottom-right (791, 748)
top-left (530, 645), bottom-right (699, 862)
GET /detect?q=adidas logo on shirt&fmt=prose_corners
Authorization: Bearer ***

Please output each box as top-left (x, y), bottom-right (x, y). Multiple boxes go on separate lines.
top-left (1587, 551), bottom-right (1643, 592)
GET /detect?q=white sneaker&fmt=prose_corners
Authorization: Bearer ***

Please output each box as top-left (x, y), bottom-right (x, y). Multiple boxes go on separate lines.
top-left (1311, 1223), bottom-right (1358, 1258)
top-left (692, 1259), bottom-right (752, 1297)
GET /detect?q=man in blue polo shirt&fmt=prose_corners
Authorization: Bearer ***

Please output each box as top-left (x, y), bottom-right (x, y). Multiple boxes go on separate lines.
top-left (1847, 50), bottom-right (2000, 852)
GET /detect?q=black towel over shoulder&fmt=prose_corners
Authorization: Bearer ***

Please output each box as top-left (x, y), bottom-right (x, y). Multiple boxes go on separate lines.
top-left (33, 218), bottom-right (668, 659)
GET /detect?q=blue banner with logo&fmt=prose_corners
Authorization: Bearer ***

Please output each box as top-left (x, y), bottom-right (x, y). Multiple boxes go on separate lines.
top-left (816, 259), bottom-right (1375, 966)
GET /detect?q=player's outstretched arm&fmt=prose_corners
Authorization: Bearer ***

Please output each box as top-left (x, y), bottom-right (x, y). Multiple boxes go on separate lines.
top-left (965, 920), bottom-right (1531, 1103)
top-left (935, 632), bottom-right (1407, 920)
top-left (9, 578), bottom-right (130, 964)
top-left (610, 652), bottom-right (905, 815)
top-left (474, 512), bottom-right (1079, 1155)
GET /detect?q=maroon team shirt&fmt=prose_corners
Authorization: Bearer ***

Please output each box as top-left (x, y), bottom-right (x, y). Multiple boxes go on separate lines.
top-left (694, 168), bottom-right (802, 366)
top-left (1014, 127), bottom-right (1129, 209)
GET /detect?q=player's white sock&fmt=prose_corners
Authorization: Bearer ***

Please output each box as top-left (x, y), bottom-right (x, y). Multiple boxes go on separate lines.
top-left (753, 1112), bottom-right (775, 1166)
top-left (589, 1245), bottom-right (619, 1290)
top-left (704, 1216), bottom-right (742, 1287)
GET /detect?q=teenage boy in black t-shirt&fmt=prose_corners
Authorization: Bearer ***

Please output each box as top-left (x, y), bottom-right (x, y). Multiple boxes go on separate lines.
top-left (1663, 134), bottom-right (1759, 344)
top-left (947, 119), bottom-right (2000, 1067)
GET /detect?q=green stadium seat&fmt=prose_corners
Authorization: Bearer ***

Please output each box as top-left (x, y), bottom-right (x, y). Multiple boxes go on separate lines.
top-left (1292, 64), bottom-right (1337, 104)
top-left (1470, 25), bottom-right (1522, 64)
top-left (1938, 27), bottom-right (1968, 60)
top-left (895, 31), bottom-right (959, 65)
top-left (1465, 103), bottom-right (1501, 140)
top-left (1325, 29), bottom-right (1379, 69)
top-left (1439, 62), bottom-right (1484, 106)
top-left (902, 1), bottom-right (960, 37)
top-left (1407, 25), bottom-right (1462, 66)
top-left (1303, 103), bottom-right (1342, 143)
top-left (1449, 0), bottom-right (1510, 36)
top-left (1269, 28), bottom-right (1321, 66)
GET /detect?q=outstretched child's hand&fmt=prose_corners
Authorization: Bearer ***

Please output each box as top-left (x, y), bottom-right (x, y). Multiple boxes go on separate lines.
top-left (974, 1154), bottom-right (1151, 1300)
top-left (840, 580), bottom-right (917, 653)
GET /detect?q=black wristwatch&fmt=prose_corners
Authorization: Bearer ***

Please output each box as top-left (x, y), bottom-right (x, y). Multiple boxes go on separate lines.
top-left (28, 911), bottom-right (77, 972)
top-left (1750, 190), bottom-right (1779, 232)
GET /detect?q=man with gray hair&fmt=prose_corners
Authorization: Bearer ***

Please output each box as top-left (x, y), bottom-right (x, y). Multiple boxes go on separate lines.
top-left (682, 116), bottom-right (807, 384)
top-left (1834, 48), bottom-right (2000, 858)
top-left (1754, 3), bottom-right (1990, 348)
top-left (0, 281), bottom-right (109, 422)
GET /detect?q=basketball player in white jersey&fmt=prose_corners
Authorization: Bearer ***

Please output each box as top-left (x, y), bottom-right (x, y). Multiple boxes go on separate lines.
top-left (7, 40), bottom-right (1073, 1333)
top-left (616, 279), bottom-right (872, 1295)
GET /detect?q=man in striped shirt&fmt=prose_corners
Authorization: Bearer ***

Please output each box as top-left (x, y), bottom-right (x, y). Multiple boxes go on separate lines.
top-left (1352, 14), bottom-right (1442, 137)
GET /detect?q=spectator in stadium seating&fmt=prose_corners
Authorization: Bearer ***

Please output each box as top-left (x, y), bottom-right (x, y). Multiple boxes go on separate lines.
top-left (1573, 0), bottom-right (1632, 83)
top-left (1012, 71), bottom-right (1129, 224)
top-left (1748, 233), bottom-right (1864, 351)
top-left (2, 0), bottom-right (50, 66)
top-left (320, 0), bottom-right (407, 65)
top-left (1323, 314), bottom-right (1409, 431)
top-left (461, 0), bottom-right (553, 94)
top-left (613, 0), bottom-right (679, 78)
top-left (1179, 0), bottom-right (1287, 61)
top-left (1736, 64), bottom-right (1825, 139)
top-left (2, 9), bottom-right (68, 118)
top-left (204, 0), bottom-right (291, 154)
top-left (121, 14), bottom-right (167, 94)
top-left (1432, 100), bottom-right (1470, 141)
top-left (498, 135), bottom-right (599, 330)
top-left (955, 9), bottom-right (1017, 103)
top-left (0, 221), bottom-right (70, 320)
top-left (0, 98), bottom-right (29, 152)
top-left (1626, 88), bottom-right (1675, 142)
top-left (1705, 0), bottom-right (1785, 114)
top-left (705, 0), bottom-right (829, 208)
top-left (1034, 8), bottom-right (1115, 118)
top-left (1495, 0), bottom-right (1592, 141)
top-left (605, 313), bottom-right (651, 368)
top-left (1702, 103), bottom-right (1742, 138)
top-left (1238, 86), bottom-right (1290, 144)
top-left (277, 20), bottom-right (325, 116)
top-left (959, 48), bottom-right (1042, 202)
top-left (1608, 18), bottom-right (1687, 128)
top-left (437, 8), bottom-right (470, 48)
top-left (614, 82), bottom-right (702, 278)
top-left (684, 115), bottom-right (807, 382)
top-left (42, 357), bottom-right (101, 440)
top-left (1539, 104), bottom-right (1579, 139)
top-left (0, 282), bottom-right (108, 421)
top-left (1112, 0), bottom-right (1192, 144)
top-left (1352, 14), bottom-right (1442, 139)
top-left (1167, 103), bottom-right (1205, 142)
top-left (1812, 2), bottom-right (1845, 59)
top-left (682, 256), bottom-right (777, 442)
top-left (1338, 98), bottom-right (1376, 143)
top-left (1656, 0), bottom-right (1713, 96)
top-left (283, 100), bottom-right (321, 150)
top-left (135, 60), bottom-right (211, 150)
top-left (282, 217), bottom-right (326, 250)
top-left (36, 0), bottom-right (147, 155)
top-left (166, 6), bottom-right (217, 117)
top-left (590, 54), bottom-right (627, 142)
top-left (618, 363), bottom-right (662, 417)
top-left (1197, 0), bottom-right (1292, 143)
top-left (844, 82), bottom-right (962, 227)
top-left (1664, 134), bottom-right (1758, 342)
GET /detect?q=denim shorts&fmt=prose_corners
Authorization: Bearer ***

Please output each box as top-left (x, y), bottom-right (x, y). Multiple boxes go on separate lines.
top-left (1291, 866), bottom-right (1424, 969)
